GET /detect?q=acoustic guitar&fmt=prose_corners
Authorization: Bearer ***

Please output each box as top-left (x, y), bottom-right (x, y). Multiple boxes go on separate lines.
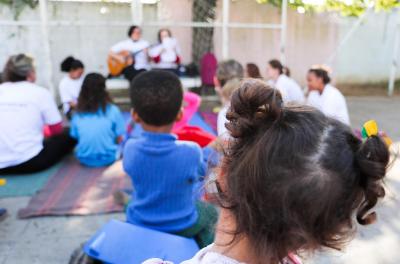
top-left (107, 50), bottom-right (135, 77)
top-left (108, 45), bottom-right (154, 77)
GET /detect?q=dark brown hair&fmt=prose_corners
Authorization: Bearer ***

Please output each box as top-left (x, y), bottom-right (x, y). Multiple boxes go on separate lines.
top-left (129, 70), bottom-right (183, 126)
top-left (246, 63), bottom-right (262, 79)
top-left (218, 79), bottom-right (389, 262)
top-left (60, 56), bottom-right (84, 72)
top-left (77, 73), bottom-right (112, 113)
top-left (127, 25), bottom-right (140, 37)
top-left (268, 59), bottom-right (283, 75)
top-left (157, 28), bottom-right (172, 43)
top-left (309, 68), bottom-right (331, 84)
top-left (283, 66), bottom-right (291, 77)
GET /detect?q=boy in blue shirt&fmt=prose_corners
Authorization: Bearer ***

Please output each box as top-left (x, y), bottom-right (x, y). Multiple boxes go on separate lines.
top-left (123, 70), bottom-right (217, 247)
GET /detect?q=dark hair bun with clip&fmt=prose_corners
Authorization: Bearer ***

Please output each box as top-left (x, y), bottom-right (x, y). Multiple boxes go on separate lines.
top-left (226, 79), bottom-right (283, 138)
top-left (355, 135), bottom-right (390, 225)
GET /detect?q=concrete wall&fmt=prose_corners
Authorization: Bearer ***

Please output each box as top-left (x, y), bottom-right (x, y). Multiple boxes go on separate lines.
top-left (0, 0), bottom-right (398, 90)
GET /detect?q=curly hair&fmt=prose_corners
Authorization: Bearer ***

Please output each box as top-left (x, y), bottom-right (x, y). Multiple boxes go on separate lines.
top-left (216, 79), bottom-right (390, 262)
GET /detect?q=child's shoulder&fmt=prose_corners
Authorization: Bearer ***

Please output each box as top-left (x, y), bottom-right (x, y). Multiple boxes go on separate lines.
top-left (105, 103), bottom-right (121, 113)
top-left (124, 137), bottom-right (145, 149)
top-left (175, 140), bottom-right (202, 155)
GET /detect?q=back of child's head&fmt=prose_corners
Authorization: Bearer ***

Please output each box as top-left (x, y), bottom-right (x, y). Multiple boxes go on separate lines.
top-left (77, 73), bottom-right (111, 113)
top-left (221, 78), bottom-right (241, 102)
top-left (61, 56), bottom-right (84, 72)
top-left (218, 79), bottom-right (390, 262)
top-left (130, 70), bottom-right (183, 126)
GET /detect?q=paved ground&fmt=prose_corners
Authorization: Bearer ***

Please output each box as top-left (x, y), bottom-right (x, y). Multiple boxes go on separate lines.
top-left (0, 96), bottom-right (399, 264)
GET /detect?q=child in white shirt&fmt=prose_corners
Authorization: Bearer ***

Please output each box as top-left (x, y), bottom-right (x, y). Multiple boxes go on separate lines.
top-left (59, 56), bottom-right (85, 118)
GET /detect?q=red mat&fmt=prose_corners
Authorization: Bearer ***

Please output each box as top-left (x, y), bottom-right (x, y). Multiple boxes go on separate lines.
top-left (18, 157), bottom-right (131, 219)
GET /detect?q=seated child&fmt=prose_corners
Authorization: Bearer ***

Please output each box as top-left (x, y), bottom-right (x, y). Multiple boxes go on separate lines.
top-left (124, 70), bottom-right (217, 248)
top-left (59, 56), bottom-right (85, 118)
top-left (144, 79), bottom-right (390, 263)
top-left (126, 90), bottom-right (215, 148)
top-left (70, 73), bottom-right (125, 167)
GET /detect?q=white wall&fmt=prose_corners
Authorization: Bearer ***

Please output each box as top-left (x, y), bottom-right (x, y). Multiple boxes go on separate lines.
top-left (0, 0), bottom-right (399, 91)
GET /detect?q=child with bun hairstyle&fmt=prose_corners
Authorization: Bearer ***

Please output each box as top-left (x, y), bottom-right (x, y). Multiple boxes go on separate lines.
top-left (59, 56), bottom-right (85, 118)
top-left (144, 79), bottom-right (390, 264)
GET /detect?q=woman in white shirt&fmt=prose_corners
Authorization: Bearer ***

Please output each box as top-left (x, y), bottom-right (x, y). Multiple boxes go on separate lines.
top-left (149, 29), bottom-right (181, 74)
top-left (306, 66), bottom-right (350, 125)
top-left (266, 59), bottom-right (305, 104)
top-left (59, 56), bottom-right (85, 118)
top-left (109, 25), bottom-right (150, 81)
top-left (0, 54), bottom-right (76, 174)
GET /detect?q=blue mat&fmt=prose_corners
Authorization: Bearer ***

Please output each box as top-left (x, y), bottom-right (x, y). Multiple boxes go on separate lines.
top-left (123, 112), bottom-right (216, 139)
top-left (188, 112), bottom-right (215, 135)
top-left (84, 220), bottom-right (199, 264)
top-left (0, 162), bottom-right (63, 198)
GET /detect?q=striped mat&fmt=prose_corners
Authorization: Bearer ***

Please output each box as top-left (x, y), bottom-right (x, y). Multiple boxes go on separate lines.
top-left (18, 157), bottom-right (131, 219)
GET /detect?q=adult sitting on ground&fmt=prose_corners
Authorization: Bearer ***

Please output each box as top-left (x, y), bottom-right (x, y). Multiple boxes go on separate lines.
top-left (0, 54), bottom-right (76, 174)
top-left (306, 65), bottom-right (350, 125)
top-left (266, 59), bottom-right (305, 104)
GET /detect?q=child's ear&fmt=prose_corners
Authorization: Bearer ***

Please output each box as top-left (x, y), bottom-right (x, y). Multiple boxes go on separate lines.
top-left (131, 109), bottom-right (141, 123)
top-left (175, 108), bottom-right (183, 122)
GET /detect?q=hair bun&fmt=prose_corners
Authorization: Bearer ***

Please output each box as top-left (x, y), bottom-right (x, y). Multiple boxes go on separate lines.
top-left (355, 135), bottom-right (390, 225)
top-left (226, 79), bottom-right (283, 138)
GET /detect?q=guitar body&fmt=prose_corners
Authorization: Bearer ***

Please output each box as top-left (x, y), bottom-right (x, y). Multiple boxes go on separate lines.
top-left (108, 50), bottom-right (134, 77)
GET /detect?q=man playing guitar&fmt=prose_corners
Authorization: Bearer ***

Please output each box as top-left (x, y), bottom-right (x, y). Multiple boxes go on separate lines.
top-left (108, 25), bottom-right (150, 81)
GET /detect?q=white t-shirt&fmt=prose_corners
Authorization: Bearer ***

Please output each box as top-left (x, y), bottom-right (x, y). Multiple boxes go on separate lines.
top-left (307, 84), bottom-right (350, 125)
top-left (149, 37), bottom-right (181, 69)
top-left (110, 39), bottom-right (150, 70)
top-left (58, 75), bottom-right (84, 113)
top-left (217, 104), bottom-right (229, 138)
top-left (0, 81), bottom-right (62, 168)
top-left (142, 244), bottom-right (302, 264)
top-left (272, 75), bottom-right (305, 104)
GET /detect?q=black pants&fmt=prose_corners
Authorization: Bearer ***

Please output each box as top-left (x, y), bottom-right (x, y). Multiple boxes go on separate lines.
top-left (122, 67), bottom-right (146, 82)
top-left (0, 130), bottom-right (76, 175)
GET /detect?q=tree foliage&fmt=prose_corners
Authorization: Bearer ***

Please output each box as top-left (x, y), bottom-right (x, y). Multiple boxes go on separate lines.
top-left (256, 0), bottom-right (400, 16)
top-left (0, 0), bottom-right (37, 19)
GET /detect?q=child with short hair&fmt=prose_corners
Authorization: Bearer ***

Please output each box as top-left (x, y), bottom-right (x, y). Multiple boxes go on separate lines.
top-left (59, 56), bottom-right (85, 118)
top-left (123, 70), bottom-right (217, 247)
top-left (144, 79), bottom-right (390, 264)
top-left (70, 73), bottom-right (125, 167)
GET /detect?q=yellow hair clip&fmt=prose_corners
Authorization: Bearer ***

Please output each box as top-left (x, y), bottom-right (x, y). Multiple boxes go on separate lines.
top-left (361, 120), bottom-right (392, 147)
top-left (0, 178), bottom-right (6, 186)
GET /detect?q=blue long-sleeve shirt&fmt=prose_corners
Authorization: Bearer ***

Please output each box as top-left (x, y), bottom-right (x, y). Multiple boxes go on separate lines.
top-left (123, 131), bottom-right (205, 232)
